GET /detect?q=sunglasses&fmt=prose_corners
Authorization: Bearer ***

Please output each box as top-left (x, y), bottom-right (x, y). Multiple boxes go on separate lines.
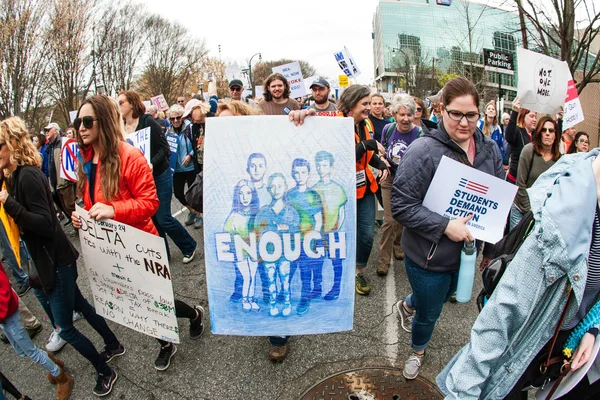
top-left (169, 116), bottom-right (182, 122)
top-left (416, 107), bottom-right (423, 112)
top-left (230, 87), bottom-right (242, 92)
top-left (541, 127), bottom-right (555, 133)
top-left (73, 116), bottom-right (98, 131)
top-left (177, 100), bottom-right (185, 103)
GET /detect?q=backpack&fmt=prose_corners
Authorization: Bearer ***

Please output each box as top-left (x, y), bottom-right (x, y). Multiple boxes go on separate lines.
top-left (184, 171), bottom-right (203, 212)
top-left (382, 123), bottom-right (396, 147)
top-left (476, 210), bottom-right (535, 311)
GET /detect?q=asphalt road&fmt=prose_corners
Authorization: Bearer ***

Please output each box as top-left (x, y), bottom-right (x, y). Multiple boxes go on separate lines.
top-left (1, 202), bottom-right (482, 400)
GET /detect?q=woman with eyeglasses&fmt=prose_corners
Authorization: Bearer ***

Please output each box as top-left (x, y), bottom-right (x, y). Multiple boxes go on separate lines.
top-left (117, 90), bottom-right (197, 264)
top-left (391, 77), bottom-right (504, 380)
top-left (568, 131), bottom-right (590, 154)
top-left (0, 116), bottom-right (122, 397)
top-left (509, 116), bottom-right (562, 230)
top-left (505, 98), bottom-right (537, 184)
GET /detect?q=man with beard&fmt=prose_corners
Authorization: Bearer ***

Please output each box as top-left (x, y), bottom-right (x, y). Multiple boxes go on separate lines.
top-left (258, 73), bottom-right (300, 116)
top-left (308, 78), bottom-right (338, 116)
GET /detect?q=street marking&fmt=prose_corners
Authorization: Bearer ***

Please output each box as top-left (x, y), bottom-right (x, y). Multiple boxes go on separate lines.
top-left (385, 261), bottom-right (399, 363)
top-left (172, 207), bottom-right (187, 218)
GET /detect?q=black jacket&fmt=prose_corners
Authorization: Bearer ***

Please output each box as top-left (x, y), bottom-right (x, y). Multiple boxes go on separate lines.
top-left (136, 114), bottom-right (170, 177)
top-left (4, 166), bottom-right (79, 278)
top-left (505, 110), bottom-right (533, 179)
top-left (391, 121), bottom-right (504, 272)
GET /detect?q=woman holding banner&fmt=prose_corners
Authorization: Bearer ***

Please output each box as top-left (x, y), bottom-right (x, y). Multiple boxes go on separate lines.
top-left (0, 116), bottom-right (122, 397)
top-left (391, 77), bottom-right (504, 380)
top-left (71, 95), bottom-right (205, 373)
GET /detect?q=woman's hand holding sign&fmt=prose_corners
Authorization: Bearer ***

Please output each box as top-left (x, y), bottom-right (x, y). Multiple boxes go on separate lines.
top-left (444, 214), bottom-right (474, 242)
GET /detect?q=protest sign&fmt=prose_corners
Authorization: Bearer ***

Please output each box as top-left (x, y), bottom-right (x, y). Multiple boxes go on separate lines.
top-left (562, 70), bottom-right (584, 130)
top-left (254, 85), bottom-right (265, 99)
top-left (203, 116), bottom-right (356, 336)
top-left (126, 127), bottom-right (151, 164)
top-left (517, 48), bottom-right (569, 115)
top-left (151, 94), bottom-right (169, 112)
top-left (60, 137), bottom-right (79, 182)
top-left (68, 110), bottom-right (78, 124)
top-left (76, 205), bottom-right (180, 343)
top-left (143, 100), bottom-right (152, 109)
top-left (272, 61), bottom-right (306, 98)
top-left (334, 48), bottom-right (361, 78)
top-left (338, 75), bottom-right (349, 87)
top-left (422, 156), bottom-right (517, 243)
top-left (303, 76), bottom-right (318, 93)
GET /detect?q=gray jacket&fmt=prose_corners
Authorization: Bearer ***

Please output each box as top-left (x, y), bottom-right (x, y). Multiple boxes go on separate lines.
top-left (391, 121), bottom-right (504, 272)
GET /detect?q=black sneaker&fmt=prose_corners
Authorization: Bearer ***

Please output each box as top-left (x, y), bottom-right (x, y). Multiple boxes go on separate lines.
top-left (0, 332), bottom-right (8, 344)
top-left (26, 324), bottom-right (43, 340)
top-left (100, 344), bottom-right (126, 363)
top-left (93, 368), bottom-right (118, 397)
top-left (189, 305), bottom-right (205, 340)
top-left (16, 284), bottom-right (31, 297)
top-left (154, 344), bottom-right (177, 371)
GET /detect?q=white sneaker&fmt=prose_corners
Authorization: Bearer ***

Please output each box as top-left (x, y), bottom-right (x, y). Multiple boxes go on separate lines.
top-left (182, 249), bottom-right (196, 264)
top-left (46, 329), bottom-right (67, 352)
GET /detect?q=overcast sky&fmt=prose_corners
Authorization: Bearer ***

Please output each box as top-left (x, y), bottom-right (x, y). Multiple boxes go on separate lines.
top-left (143, 0), bottom-right (381, 84)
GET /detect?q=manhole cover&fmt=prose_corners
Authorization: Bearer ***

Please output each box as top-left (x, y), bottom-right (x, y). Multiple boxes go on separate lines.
top-left (300, 367), bottom-right (443, 400)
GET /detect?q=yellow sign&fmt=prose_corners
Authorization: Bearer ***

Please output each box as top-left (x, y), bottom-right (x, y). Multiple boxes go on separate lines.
top-left (338, 75), bottom-right (349, 87)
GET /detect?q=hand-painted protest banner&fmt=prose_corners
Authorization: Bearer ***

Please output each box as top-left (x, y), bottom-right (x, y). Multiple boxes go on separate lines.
top-left (126, 127), bottom-right (151, 164)
top-left (60, 137), bottom-right (79, 182)
top-left (272, 61), bottom-right (306, 99)
top-left (423, 156), bottom-right (517, 243)
top-left (517, 48), bottom-right (569, 115)
top-left (151, 94), bottom-right (169, 112)
top-left (562, 70), bottom-right (584, 130)
top-left (334, 48), bottom-right (361, 78)
top-left (203, 116), bottom-right (356, 336)
top-left (76, 205), bottom-right (179, 343)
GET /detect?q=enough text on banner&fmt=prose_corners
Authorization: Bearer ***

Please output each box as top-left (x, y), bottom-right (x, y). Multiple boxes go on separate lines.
top-left (76, 205), bottom-right (180, 343)
top-left (203, 116), bottom-right (356, 336)
top-left (422, 156), bottom-right (517, 243)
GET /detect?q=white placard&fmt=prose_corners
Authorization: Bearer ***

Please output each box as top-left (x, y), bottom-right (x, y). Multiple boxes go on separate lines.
top-left (304, 76), bottom-right (318, 93)
top-left (68, 111), bottom-right (78, 124)
top-left (562, 70), bottom-right (584, 130)
top-left (272, 61), bottom-right (306, 98)
top-left (60, 137), bottom-right (79, 182)
top-left (517, 48), bottom-right (569, 115)
top-left (422, 156), bottom-right (517, 243)
top-left (126, 127), bottom-right (151, 164)
top-left (76, 205), bottom-right (179, 343)
top-left (254, 85), bottom-right (265, 99)
top-left (334, 48), bottom-right (361, 78)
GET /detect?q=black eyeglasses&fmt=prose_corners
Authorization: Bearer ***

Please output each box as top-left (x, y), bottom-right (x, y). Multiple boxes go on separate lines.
top-left (443, 106), bottom-right (480, 123)
top-left (541, 127), bottom-right (556, 133)
top-left (73, 116), bottom-right (98, 131)
top-left (169, 116), bottom-right (182, 122)
top-left (230, 87), bottom-right (242, 92)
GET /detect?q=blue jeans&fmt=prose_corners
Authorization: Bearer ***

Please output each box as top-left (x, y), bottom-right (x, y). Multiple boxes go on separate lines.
top-left (509, 203), bottom-right (524, 232)
top-left (404, 256), bottom-right (458, 351)
top-left (1, 310), bottom-right (59, 377)
top-left (356, 191), bottom-right (376, 269)
top-left (33, 263), bottom-right (118, 375)
top-left (153, 169), bottom-right (197, 258)
top-left (0, 221), bottom-right (29, 288)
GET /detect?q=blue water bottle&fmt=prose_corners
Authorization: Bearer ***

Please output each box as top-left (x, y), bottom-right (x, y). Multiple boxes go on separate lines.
top-left (456, 241), bottom-right (476, 303)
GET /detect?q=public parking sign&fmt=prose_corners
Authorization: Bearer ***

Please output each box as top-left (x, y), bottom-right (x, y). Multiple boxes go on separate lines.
top-left (483, 49), bottom-right (515, 75)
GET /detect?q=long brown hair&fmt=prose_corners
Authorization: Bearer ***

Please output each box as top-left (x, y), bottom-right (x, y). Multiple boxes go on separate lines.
top-left (119, 90), bottom-right (146, 119)
top-left (75, 95), bottom-right (123, 201)
top-left (482, 100), bottom-right (498, 136)
top-left (263, 73), bottom-right (290, 101)
top-left (516, 108), bottom-right (534, 129)
top-left (0, 117), bottom-right (42, 178)
top-left (532, 115), bottom-right (561, 161)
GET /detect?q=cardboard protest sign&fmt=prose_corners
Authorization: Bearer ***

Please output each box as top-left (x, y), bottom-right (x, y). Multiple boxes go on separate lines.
top-left (423, 156), bottom-right (517, 243)
top-left (334, 48), bottom-right (361, 78)
top-left (562, 70), bottom-right (584, 130)
top-left (203, 116), bottom-right (356, 336)
top-left (76, 205), bottom-right (180, 343)
top-left (151, 94), bottom-right (169, 112)
top-left (126, 127), bottom-right (151, 164)
top-left (60, 137), bottom-right (79, 182)
top-left (272, 61), bottom-right (306, 99)
top-left (517, 48), bottom-right (569, 115)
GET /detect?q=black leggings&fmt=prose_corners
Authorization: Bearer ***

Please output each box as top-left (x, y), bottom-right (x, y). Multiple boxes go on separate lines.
top-left (0, 370), bottom-right (23, 399)
top-left (156, 299), bottom-right (197, 347)
top-left (173, 170), bottom-right (196, 208)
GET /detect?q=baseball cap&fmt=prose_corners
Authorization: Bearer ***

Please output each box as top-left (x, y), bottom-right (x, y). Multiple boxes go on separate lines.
top-left (44, 122), bottom-right (60, 131)
top-left (229, 79), bottom-right (244, 89)
top-left (310, 77), bottom-right (330, 89)
top-left (182, 99), bottom-right (211, 119)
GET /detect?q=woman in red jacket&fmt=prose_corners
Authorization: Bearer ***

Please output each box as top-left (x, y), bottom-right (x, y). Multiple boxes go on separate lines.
top-left (71, 95), bottom-right (204, 372)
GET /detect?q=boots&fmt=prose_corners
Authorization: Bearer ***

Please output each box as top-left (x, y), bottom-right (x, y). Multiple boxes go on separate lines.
top-left (54, 368), bottom-right (73, 400)
top-left (46, 352), bottom-right (64, 384)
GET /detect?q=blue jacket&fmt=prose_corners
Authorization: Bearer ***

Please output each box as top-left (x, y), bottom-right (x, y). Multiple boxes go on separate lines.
top-left (437, 149), bottom-right (600, 399)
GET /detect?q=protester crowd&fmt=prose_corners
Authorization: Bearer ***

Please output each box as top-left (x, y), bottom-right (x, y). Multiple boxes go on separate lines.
top-left (0, 69), bottom-right (597, 400)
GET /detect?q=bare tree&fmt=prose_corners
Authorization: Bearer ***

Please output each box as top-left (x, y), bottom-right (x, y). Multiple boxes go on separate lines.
top-left (135, 15), bottom-right (207, 104)
top-left (516, 0), bottom-right (600, 93)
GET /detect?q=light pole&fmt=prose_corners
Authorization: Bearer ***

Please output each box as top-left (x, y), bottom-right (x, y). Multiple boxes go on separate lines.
top-left (248, 52), bottom-right (262, 97)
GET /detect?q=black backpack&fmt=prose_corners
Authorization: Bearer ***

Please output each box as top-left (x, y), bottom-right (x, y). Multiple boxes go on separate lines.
top-left (476, 210), bottom-right (535, 311)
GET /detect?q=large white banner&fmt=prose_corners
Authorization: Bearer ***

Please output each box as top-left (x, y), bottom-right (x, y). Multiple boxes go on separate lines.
top-left (126, 127), bottom-right (151, 164)
top-left (517, 48), bottom-right (569, 115)
top-left (203, 116), bottom-right (356, 336)
top-left (272, 61), bottom-right (306, 99)
top-left (422, 156), bottom-right (517, 243)
top-left (76, 205), bottom-right (179, 343)
top-left (60, 137), bottom-right (79, 182)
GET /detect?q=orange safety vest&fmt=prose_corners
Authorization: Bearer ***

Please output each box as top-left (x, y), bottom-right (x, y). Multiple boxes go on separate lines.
top-left (355, 119), bottom-right (378, 199)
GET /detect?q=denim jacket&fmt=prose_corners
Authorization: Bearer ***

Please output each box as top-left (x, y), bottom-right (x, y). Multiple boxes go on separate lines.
top-left (437, 149), bottom-right (600, 399)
